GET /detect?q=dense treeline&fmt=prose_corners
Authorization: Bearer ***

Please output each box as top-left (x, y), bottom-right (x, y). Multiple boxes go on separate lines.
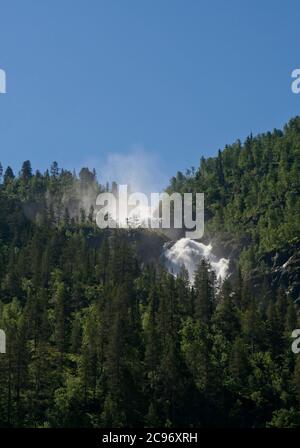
top-left (0, 223), bottom-right (299, 427)
top-left (167, 117), bottom-right (300, 273)
top-left (0, 117), bottom-right (300, 427)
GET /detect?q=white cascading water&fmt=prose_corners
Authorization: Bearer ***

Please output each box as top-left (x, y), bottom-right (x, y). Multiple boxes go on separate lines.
top-left (164, 237), bottom-right (229, 283)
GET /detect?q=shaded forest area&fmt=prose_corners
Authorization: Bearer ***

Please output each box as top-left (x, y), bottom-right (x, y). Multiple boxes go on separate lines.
top-left (0, 117), bottom-right (300, 427)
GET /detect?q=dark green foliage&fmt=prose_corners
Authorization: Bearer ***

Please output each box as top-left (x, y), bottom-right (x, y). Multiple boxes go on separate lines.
top-left (0, 116), bottom-right (300, 428)
top-left (167, 117), bottom-right (300, 260)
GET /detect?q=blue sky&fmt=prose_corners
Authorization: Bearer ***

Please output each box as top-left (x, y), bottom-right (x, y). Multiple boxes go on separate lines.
top-left (0, 0), bottom-right (300, 188)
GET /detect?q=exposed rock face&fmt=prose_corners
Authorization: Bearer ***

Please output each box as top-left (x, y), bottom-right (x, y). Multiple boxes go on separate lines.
top-left (194, 233), bottom-right (300, 302)
top-left (103, 227), bottom-right (300, 303)
top-left (251, 238), bottom-right (300, 302)
top-left (133, 230), bottom-right (169, 265)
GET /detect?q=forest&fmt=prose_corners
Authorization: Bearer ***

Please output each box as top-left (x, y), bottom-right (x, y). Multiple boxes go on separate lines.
top-left (0, 117), bottom-right (300, 427)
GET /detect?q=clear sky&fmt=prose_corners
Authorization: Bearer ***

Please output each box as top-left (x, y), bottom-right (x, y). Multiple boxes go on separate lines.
top-left (0, 0), bottom-right (300, 187)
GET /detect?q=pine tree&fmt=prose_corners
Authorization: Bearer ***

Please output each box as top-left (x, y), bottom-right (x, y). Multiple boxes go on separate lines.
top-left (193, 259), bottom-right (215, 325)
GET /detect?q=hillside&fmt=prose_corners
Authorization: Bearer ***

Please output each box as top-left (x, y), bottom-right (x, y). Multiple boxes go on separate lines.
top-left (0, 118), bottom-right (300, 427)
top-left (167, 116), bottom-right (300, 298)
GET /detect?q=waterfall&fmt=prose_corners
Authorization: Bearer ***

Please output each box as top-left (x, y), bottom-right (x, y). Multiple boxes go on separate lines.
top-left (164, 237), bottom-right (229, 283)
